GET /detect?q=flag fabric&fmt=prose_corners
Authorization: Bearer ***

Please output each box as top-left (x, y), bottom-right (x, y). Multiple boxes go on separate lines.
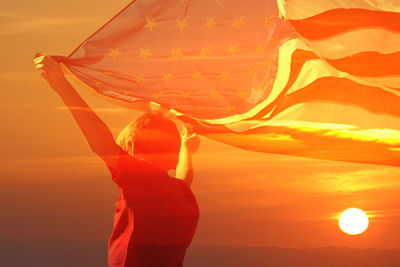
top-left (58, 0), bottom-right (400, 166)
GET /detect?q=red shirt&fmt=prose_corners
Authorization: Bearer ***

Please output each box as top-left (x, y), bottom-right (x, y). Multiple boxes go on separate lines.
top-left (107, 149), bottom-right (199, 267)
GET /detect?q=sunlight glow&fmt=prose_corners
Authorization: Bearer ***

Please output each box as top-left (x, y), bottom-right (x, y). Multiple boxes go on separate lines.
top-left (339, 208), bottom-right (369, 235)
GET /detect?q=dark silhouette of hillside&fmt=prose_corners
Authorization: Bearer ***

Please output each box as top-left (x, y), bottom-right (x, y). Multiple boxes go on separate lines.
top-left (1, 239), bottom-right (400, 267)
top-left (185, 246), bottom-right (400, 267)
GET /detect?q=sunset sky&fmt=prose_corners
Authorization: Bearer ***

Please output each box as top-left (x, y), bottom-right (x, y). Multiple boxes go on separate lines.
top-left (1, 0), bottom-right (400, 256)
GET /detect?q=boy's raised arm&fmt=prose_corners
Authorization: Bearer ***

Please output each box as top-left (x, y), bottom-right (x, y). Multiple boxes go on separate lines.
top-left (33, 54), bottom-right (120, 169)
top-left (175, 125), bottom-right (200, 186)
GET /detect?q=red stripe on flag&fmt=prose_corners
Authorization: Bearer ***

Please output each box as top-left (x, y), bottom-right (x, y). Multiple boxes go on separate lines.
top-left (326, 51), bottom-right (400, 77)
top-left (289, 8), bottom-right (400, 40)
top-left (252, 49), bottom-right (319, 120)
top-left (269, 77), bottom-right (400, 119)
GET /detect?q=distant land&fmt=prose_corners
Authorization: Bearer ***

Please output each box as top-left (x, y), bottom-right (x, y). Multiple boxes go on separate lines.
top-left (186, 246), bottom-right (400, 267)
top-left (1, 239), bottom-right (400, 267)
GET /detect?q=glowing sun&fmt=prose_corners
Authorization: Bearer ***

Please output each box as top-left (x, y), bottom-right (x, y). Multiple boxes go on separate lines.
top-left (339, 208), bottom-right (369, 235)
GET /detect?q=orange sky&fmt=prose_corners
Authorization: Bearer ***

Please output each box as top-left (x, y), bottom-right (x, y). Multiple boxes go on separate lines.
top-left (1, 0), bottom-right (400, 249)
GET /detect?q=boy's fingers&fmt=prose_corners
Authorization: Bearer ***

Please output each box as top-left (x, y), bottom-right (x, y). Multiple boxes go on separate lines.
top-left (34, 52), bottom-right (45, 58)
top-left (35, 63), bottom-right (44, 70)
top-left (179, 123), bottom-right (187, 137)
top-left (33, 55), bottom-right (45, 64)
top-left (185, 124), bottom-right (195, 135)
top-left (34, 56), bottom-right (59, 69)
top-left (189, 133), bottom-right (200, 140)
top-left (187, 132), bottom-right (196, 139)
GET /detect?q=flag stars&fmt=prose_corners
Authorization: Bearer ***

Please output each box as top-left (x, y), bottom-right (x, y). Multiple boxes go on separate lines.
top-left (262, 60), bottom-right (273, 67)
top-left (200, 46), bottom-right (211, 57)
top-left (205, 17), bottom-right (216, 30)
top-left (176, 19), bottom-right (188, 32)
top-left (228, 45), bottom-right (239, 55)
top-left (257, 80), bottom-right (267, 89)
top-left (171, 48), bottom-right (183, 60)
top-left (134, 75), bottom-right (144, 84)
top-left (162, 73), bottom-right (174, 83)
top-left (210, 91), bottom-right (220, 99)
top-left (248, 68), bottom-right (257, 78)
top-left (270, 36), bottom-right (279, 45)
top-left (145, 18), bottom-right (158, 32)
top-left (256, 44), bottom-right (266, 55)
top-left (233, 17), bottom-right (245, 29)
top-left (220, 71), bottom-right (231, 80)
top-left (139, 48), bottom-right (151, 60)
top-left (108, 47), bottom-right (122, 60)
top-left (121, 89), bottom-right (132, 95)
top-left (182, 92), bottom-right (191, 98)
top-left (237, 91), bottom-right (247, 99)
top-left (192, 72), bottom-right (202, 81)
top-left (225, 106), bottom-right (235, 112)
top-left (264, 17), bottom-right (273, 26)
top-left (151, 92), bottom-right (163, 99)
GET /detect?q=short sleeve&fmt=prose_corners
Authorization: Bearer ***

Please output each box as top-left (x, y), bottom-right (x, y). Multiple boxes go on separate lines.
top-left (106, 147), bottom-right (166, 205)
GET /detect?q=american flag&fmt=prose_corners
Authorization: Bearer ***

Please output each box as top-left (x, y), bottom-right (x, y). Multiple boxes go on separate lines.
top-left (58, 0), bottom-right (400, 166)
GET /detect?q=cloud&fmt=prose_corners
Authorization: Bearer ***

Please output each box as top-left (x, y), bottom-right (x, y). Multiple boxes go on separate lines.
top-left (56, 106), bottom-right (128, 114)
top-left (0, 102), bottom-right (40, 108)
top-left (0, 155), bottom-right (107, 185)
top-left (192, 163), bottom-right (400, 219)
top-left (0, 15), bottom-right (99, 35)
top-left (0, 71), bottom-right (40, 82)
top-left (368, 208), bottom-right (400, 218)
top-left (1, 155), bottom-right (103, 167)
top-left (0, 11), bottom-right (24, 21)
top-left (299, 168), bottom-right (400, 193)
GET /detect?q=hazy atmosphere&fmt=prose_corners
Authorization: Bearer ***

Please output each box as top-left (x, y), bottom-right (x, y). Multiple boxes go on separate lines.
top-left (1, 0), bottom-right (400, 266)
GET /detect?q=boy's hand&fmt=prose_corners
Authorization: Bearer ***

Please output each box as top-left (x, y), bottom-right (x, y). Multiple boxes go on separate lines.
top-left (181, 125), bottom-right (200, 154)
top-left (33, 53), bottom-right (64, 81)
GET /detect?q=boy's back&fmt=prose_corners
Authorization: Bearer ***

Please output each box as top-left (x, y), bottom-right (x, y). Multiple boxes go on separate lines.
top-left (108, 148), bottom-right (199, 267)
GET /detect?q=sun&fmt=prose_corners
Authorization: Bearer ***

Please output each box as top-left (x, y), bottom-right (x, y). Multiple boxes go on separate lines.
top-left (338, 208), bottom-right (369, 235)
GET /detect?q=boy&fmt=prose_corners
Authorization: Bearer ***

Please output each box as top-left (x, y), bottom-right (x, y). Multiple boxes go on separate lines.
top-left (33, 54), bottom-right (200, 267)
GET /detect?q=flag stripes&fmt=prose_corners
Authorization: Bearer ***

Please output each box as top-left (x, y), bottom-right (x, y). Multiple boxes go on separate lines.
top-left (267, 77), bottom-right (400, 120)
top-left (60, 0), bottom-right (400, 166)
top-left (307, 28), bottom-right (400, 60)
top-left (289, 8), bottom-right (400, 40)
top-left (325, 51), bottom-right (400, 77)
top-left (277, 0), bottom-right (400, 20)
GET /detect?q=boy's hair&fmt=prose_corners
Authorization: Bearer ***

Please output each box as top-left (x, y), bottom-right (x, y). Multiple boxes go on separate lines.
top-left (117, 112), bottom-right (181, 155)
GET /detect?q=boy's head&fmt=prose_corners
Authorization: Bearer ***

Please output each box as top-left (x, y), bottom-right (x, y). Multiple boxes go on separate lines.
top-left (117, 112), bottom-right (181, 169)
